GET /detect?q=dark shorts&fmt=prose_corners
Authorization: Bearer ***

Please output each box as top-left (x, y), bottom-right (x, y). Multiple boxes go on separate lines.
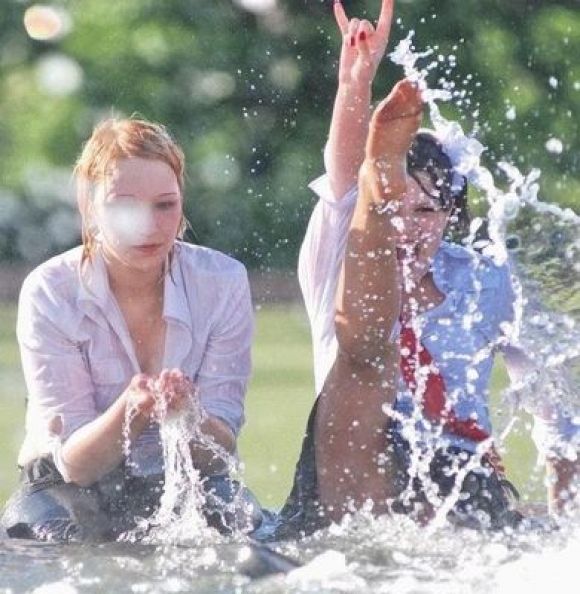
top-left (274, 398), bottom-right (523, 539)
top-left (1, 456), bottom-right (264, 542)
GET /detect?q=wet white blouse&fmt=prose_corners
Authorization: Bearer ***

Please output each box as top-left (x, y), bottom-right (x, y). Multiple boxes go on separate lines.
top-left (17, 241), bottom-right (253, 477)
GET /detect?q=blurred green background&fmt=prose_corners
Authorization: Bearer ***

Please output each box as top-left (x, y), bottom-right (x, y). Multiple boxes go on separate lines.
top-left (1, 0), bottom-right (579, 269)
top-left (1, 0), bottom-right (575, 508)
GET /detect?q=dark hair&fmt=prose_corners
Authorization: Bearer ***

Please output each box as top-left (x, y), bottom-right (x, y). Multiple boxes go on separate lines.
top-left (407, 130), bottom-right (470, 234)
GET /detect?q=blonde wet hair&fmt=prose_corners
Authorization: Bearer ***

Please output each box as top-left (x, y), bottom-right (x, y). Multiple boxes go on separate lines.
top-left (74, 117), bottom-right (187, 265)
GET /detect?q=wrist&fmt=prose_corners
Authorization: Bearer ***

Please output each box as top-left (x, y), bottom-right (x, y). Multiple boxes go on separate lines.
top-left (337, 77), bottom-right (373, 96)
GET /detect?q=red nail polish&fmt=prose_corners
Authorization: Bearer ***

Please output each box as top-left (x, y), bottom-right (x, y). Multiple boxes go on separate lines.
top-left (359, 31), bottom-right (366, 42)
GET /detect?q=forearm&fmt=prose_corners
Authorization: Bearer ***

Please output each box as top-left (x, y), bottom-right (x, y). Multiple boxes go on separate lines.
top-left (60, 393), bottom-right (149, 487)
top-left (327, 80), bottom-right (373, 199)
top-left (335, 165), bottom-right (400, 364)
top-left (189, 415), bottom-right (236, 476)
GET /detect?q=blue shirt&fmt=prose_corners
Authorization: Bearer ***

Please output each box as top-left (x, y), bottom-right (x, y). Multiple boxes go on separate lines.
top-left (393, 241), bottom-right (515, 453)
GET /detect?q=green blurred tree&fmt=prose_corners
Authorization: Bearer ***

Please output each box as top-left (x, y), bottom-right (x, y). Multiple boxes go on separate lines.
top-left (0, 0), bottom-right (578, 268)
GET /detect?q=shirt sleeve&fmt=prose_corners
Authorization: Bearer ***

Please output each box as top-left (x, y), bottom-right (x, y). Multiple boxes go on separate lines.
top-left (196, 270), bottom-right (253, 437)
top-left (17, 274), bottom-right (98, 474)
top-left (298, 174), bottom-right (357, 394)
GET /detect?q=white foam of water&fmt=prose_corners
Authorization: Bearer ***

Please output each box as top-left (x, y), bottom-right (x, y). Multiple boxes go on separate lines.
top-left (285, 550), bottom-right (366, 591)
top-left (491, 526), bottom-right (580, 593)
top-left (31, 583), bottom-right (78, 594)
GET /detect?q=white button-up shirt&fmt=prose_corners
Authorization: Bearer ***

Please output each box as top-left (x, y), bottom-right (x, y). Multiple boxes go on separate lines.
top-left (17, 241), bottom-right (253, 477)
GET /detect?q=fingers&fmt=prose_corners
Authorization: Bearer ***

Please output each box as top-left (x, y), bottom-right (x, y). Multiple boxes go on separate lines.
top-left (157, 368), bottom-right (195, 412)
top-left (356, 20), bottom-right (374, 63)
top-left (333, 0), bottom-right (349, 35)
top-left (127, 373), bottom-right (157, 417)
top-left (130, 373), bottom-right (155, 393)
top-left (376, 0), bottom-right (394, 39)
top-left (346, 18), bottom-right (360, 47)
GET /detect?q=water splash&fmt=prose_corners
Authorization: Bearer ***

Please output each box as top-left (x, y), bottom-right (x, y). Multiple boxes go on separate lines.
top-left (387, 30), bottom-right (579, 520)
top-left (121, 381), bottom-right (240, 545)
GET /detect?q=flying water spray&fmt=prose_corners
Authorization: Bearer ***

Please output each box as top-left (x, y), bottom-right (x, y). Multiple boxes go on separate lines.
top-left (387, 30), bottom-right (579, 520)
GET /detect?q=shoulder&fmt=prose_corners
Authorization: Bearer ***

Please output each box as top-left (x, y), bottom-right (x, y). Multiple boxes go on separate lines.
top-left (20, 247), bottom-right (83, 306)
top-left (436, 242), bottom-right (512, 293)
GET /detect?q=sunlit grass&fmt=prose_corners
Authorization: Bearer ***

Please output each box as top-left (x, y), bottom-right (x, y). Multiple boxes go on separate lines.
top-left (0, 303), bottom-right (544, 509)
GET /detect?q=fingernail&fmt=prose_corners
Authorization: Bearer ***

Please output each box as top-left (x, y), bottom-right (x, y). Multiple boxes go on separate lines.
top-left (359, 31), bottom-right (366, 42)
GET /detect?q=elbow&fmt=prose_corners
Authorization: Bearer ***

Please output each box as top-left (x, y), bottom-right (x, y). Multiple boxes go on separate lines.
top-left (58, 450), bottom-right (105, 488)
top-left (335, 311), bottom-right (398, 368)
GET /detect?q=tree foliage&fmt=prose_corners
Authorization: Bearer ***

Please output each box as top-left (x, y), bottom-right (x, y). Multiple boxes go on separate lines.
top-left (0, 0), bottom-right (578, 267)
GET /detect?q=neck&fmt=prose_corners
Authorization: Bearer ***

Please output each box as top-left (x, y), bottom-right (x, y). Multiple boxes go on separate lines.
top-left (104, 253), bottom-right (165, 301)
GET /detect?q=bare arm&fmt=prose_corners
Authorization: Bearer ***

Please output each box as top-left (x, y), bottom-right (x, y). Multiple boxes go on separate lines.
top-left (60, 374), bottom-right (160, 486)
top-left (315, 79), bottom-right (423, 520)
top-left (547, 456), bottom-right (579, 515)
top-left (327, 0), bottom-right (395, 199)
top-left (189, 415), bottom-right (236, 475)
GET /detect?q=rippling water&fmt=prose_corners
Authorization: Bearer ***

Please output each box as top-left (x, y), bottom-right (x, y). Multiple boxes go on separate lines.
top-left (1, 511), bottom-right (578, 593)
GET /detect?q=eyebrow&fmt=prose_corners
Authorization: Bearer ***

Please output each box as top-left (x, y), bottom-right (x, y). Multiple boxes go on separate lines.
top-left (106, 191), bottom-right (179, 198)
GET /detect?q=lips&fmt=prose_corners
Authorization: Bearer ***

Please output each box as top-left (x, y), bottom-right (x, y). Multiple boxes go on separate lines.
top-left (133, 243), bottom-right (163, 254)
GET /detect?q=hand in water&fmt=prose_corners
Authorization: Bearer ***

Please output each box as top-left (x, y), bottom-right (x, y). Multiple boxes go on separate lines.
top-left (334, 0), bottom-right (394, 86)
top-left (156, 368), bottom-right (196, 416)
top-left (125, 373), bottom-right (159, 419)
top-left (126, 369), bottom-right (196, 422)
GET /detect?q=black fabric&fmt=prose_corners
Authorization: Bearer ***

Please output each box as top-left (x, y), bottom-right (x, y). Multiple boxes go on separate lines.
top-left (388, 429), bottom-right (523, 530)
top-left (1, 456), bottom-right (263, 542)
top-left (274, 399), bottom-right (328, 539)
top-left (274, 398), bottom-right (523, 538)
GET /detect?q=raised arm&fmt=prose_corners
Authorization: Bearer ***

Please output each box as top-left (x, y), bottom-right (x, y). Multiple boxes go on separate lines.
top-left (315, 79), bottom-right (423, 520)
top-left (327, 0), bottom-right (395, 199)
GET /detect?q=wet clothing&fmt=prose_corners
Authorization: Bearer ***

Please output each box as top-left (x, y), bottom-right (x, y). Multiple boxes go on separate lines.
top-left (273, 399), bottom-right (523, 540)
top-left (5, 240), bottom-right (258, 542)
top-left (1, 456), bottom-right (263, 542)
top-left (17, 241), bottom-right (253, 479)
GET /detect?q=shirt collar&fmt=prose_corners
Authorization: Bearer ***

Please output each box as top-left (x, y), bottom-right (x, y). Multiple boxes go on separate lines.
top-left (162, 248), bottom-right (193, 331)
top-left (76, 247), bottom-right (112, 313)
top-left (432, 241), bottom-right (498, 294)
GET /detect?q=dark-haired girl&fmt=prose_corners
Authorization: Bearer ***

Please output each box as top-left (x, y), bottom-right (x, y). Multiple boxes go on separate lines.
top-left (278, 0), bottom-right (578, 535)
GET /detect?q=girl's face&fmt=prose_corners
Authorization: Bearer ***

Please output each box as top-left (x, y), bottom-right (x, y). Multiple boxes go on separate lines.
top-left (93, 157), bottom-right (182, 273)
top-left (393, 171), bottom-right (451, 285)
